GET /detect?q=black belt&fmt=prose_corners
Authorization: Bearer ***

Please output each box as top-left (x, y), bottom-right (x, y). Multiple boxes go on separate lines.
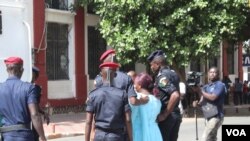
top-left (0, 124), bottom-right (31, 133)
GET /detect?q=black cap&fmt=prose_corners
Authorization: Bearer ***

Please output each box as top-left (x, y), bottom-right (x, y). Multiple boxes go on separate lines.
top-left (32, 66), bottom-right (40, 73)
top-left (147, 50), bottom-right (165, 62)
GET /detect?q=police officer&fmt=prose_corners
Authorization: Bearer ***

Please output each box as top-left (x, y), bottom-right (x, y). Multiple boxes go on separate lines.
top-left (0, 57), bottom-right (46, 141)
top-left (147, 50), bottom-right (182, 141)
top-left (93, 49), bottom-right (148, 141)
top-left (85, 62), bottom-right (132, 141)
top-left (95, 49), bottom-right (148, 105)
top-left (31, 66), bottom-right (50, 141)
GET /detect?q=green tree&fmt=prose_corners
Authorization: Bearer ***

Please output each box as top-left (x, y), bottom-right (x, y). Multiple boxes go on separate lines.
top-left (79, 0), bottom-right (250, 80)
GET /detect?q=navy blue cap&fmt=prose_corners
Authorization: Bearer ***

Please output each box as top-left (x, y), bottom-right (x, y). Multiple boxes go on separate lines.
top-left (147, 50), bottom-right (165, 62)
top-left (32, 66), bottom-right (40, 73)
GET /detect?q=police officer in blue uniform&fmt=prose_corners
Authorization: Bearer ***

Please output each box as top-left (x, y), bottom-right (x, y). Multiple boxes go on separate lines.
top-left (93, 49), bottom-right (147, 141)
top-left (94, 49), bottom-right (148, 105)
top-left (0, 57), bottom-right (46, 141)
top-left (85, 62), bottom-right (133, 141)
top-left (147, 50), bottom-right (182, 141)
top-left (31, 66), bottom-right (50, 141)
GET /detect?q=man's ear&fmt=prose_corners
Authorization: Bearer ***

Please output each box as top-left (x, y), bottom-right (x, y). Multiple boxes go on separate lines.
top-left (20, 67), bottom-right (24, 73)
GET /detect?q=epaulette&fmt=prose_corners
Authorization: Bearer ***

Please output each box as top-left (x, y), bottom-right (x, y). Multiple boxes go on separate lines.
top-left (88, 87), bottom-right (100, 95)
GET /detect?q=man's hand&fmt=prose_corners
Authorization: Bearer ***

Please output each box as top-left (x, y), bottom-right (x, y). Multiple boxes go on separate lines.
top-left (43, 113), bottom-right (50, 125)
top-left (192, 100), bottom-right (199, 108)
top-left (156, 113), bottom-right (167, 122)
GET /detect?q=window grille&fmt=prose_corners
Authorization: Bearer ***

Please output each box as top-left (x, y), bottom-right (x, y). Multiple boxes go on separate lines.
top-left (45, 0), bottom-right (68, 10)
top-left (46, 23), bottom-right (69, 80)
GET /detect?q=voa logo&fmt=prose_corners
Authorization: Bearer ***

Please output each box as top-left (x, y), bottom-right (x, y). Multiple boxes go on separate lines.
top-left (226, 129), bottom-right (246, 136)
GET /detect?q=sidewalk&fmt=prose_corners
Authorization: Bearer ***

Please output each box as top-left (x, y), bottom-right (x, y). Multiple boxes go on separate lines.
top-left (44, 104), bottom-right (250, 140)
top-left (44, 112), bottom-right (86, 140)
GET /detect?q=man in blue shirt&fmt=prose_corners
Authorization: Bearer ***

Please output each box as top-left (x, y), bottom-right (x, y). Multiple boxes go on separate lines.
top-left (193, 66), bottom-right (225, 141)
top-left (0, 57), bottom-right (46, 141)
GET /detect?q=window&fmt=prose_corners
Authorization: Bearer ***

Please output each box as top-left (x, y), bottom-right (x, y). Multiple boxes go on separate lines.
top-left (227, 42), bottom-right (235, 74)
top-left (46, 23), bottom-right (69, 80)
top-left (190, 60), bottom-right (201, 72)
top-left (209, 58), bottom-right (218, 68)
top-left (45, 0), bottom-right (69, 10)
top-left (88, 26), bottom-right (106, 79)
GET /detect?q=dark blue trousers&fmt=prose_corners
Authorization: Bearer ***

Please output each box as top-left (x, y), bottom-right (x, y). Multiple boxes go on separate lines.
top-left (158, 113), bottom-right (182, 141)
top-left (94, 129), bottom-right (125, 141)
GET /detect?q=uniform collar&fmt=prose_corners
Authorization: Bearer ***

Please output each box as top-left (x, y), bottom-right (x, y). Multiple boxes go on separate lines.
top-left (7, 76), bottom-right (20, 80)
top-left (157, 66), bottom-right (170, 76)
top-left (208, 80), bottom-right (220, 86)
top-left (160, 66), bottom-right (169, 71)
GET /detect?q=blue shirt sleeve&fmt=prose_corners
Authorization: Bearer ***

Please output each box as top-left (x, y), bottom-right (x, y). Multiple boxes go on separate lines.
top-left (213, 82), bottom-right (225, 97)
top-left (86, 93), bottom-right (95, 112)
top-left (27, 84), bottom-right (38, 104)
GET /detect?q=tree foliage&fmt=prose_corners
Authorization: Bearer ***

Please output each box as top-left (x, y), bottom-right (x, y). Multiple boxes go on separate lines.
top-left (79, 0), bottom-right (250, 72)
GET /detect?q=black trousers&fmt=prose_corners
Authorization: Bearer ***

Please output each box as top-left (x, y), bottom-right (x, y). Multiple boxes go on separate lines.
top-left (158, 113), bottom-right (182, 141)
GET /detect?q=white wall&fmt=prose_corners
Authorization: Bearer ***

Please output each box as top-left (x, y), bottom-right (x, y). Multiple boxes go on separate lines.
top-left (0, 0), bottom-right (33, 82)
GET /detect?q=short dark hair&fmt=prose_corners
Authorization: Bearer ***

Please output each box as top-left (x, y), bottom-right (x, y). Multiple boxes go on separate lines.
top-left (6, 64), bottom-right (23, 77)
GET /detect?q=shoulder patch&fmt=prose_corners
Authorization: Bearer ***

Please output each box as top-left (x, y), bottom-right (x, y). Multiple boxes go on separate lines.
top-left (159, 77), bottom-right (169, 87)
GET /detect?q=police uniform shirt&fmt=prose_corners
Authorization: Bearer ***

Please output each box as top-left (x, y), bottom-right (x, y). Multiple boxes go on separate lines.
top-left (155, 67), bottom-right (180, 110)
top-left (34, 84), bottom-right (42, 103)
top-left (94, 74), bottom-right (103, 88)
top-left (86, 85), bottom-right (130, 130)
top-left (94, 71), bottom-right (137, 98)
top-left (0, 76), bottom-right (37, 138)
top-left (113, 71), bottom-right (137, 98)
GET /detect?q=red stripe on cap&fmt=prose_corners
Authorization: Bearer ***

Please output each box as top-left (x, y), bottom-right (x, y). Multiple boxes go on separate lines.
top-left (99, 62), bottom-right (119, 69)
top-left (99, 49), bottom-right (116, 61)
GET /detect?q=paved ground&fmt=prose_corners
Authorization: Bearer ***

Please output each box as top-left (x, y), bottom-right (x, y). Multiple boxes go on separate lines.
top-left (44, 113), bottom-right (85, 139)
top-left (48, 116), bottom-right (250, 141)
top-left (44, 104), bottom-right (250, 140)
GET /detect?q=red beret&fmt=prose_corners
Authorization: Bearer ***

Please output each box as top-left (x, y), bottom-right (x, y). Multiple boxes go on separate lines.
top-left (99, 49), bottom-right (116, 61)
top-left (99, 62), bottom-right (119, 69)
top-left (4, 57), bottom-right (23, 65)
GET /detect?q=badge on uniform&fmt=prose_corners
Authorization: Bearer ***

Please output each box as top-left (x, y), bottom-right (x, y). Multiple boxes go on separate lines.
top-left (159, 77), bottom-right (168, 87)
